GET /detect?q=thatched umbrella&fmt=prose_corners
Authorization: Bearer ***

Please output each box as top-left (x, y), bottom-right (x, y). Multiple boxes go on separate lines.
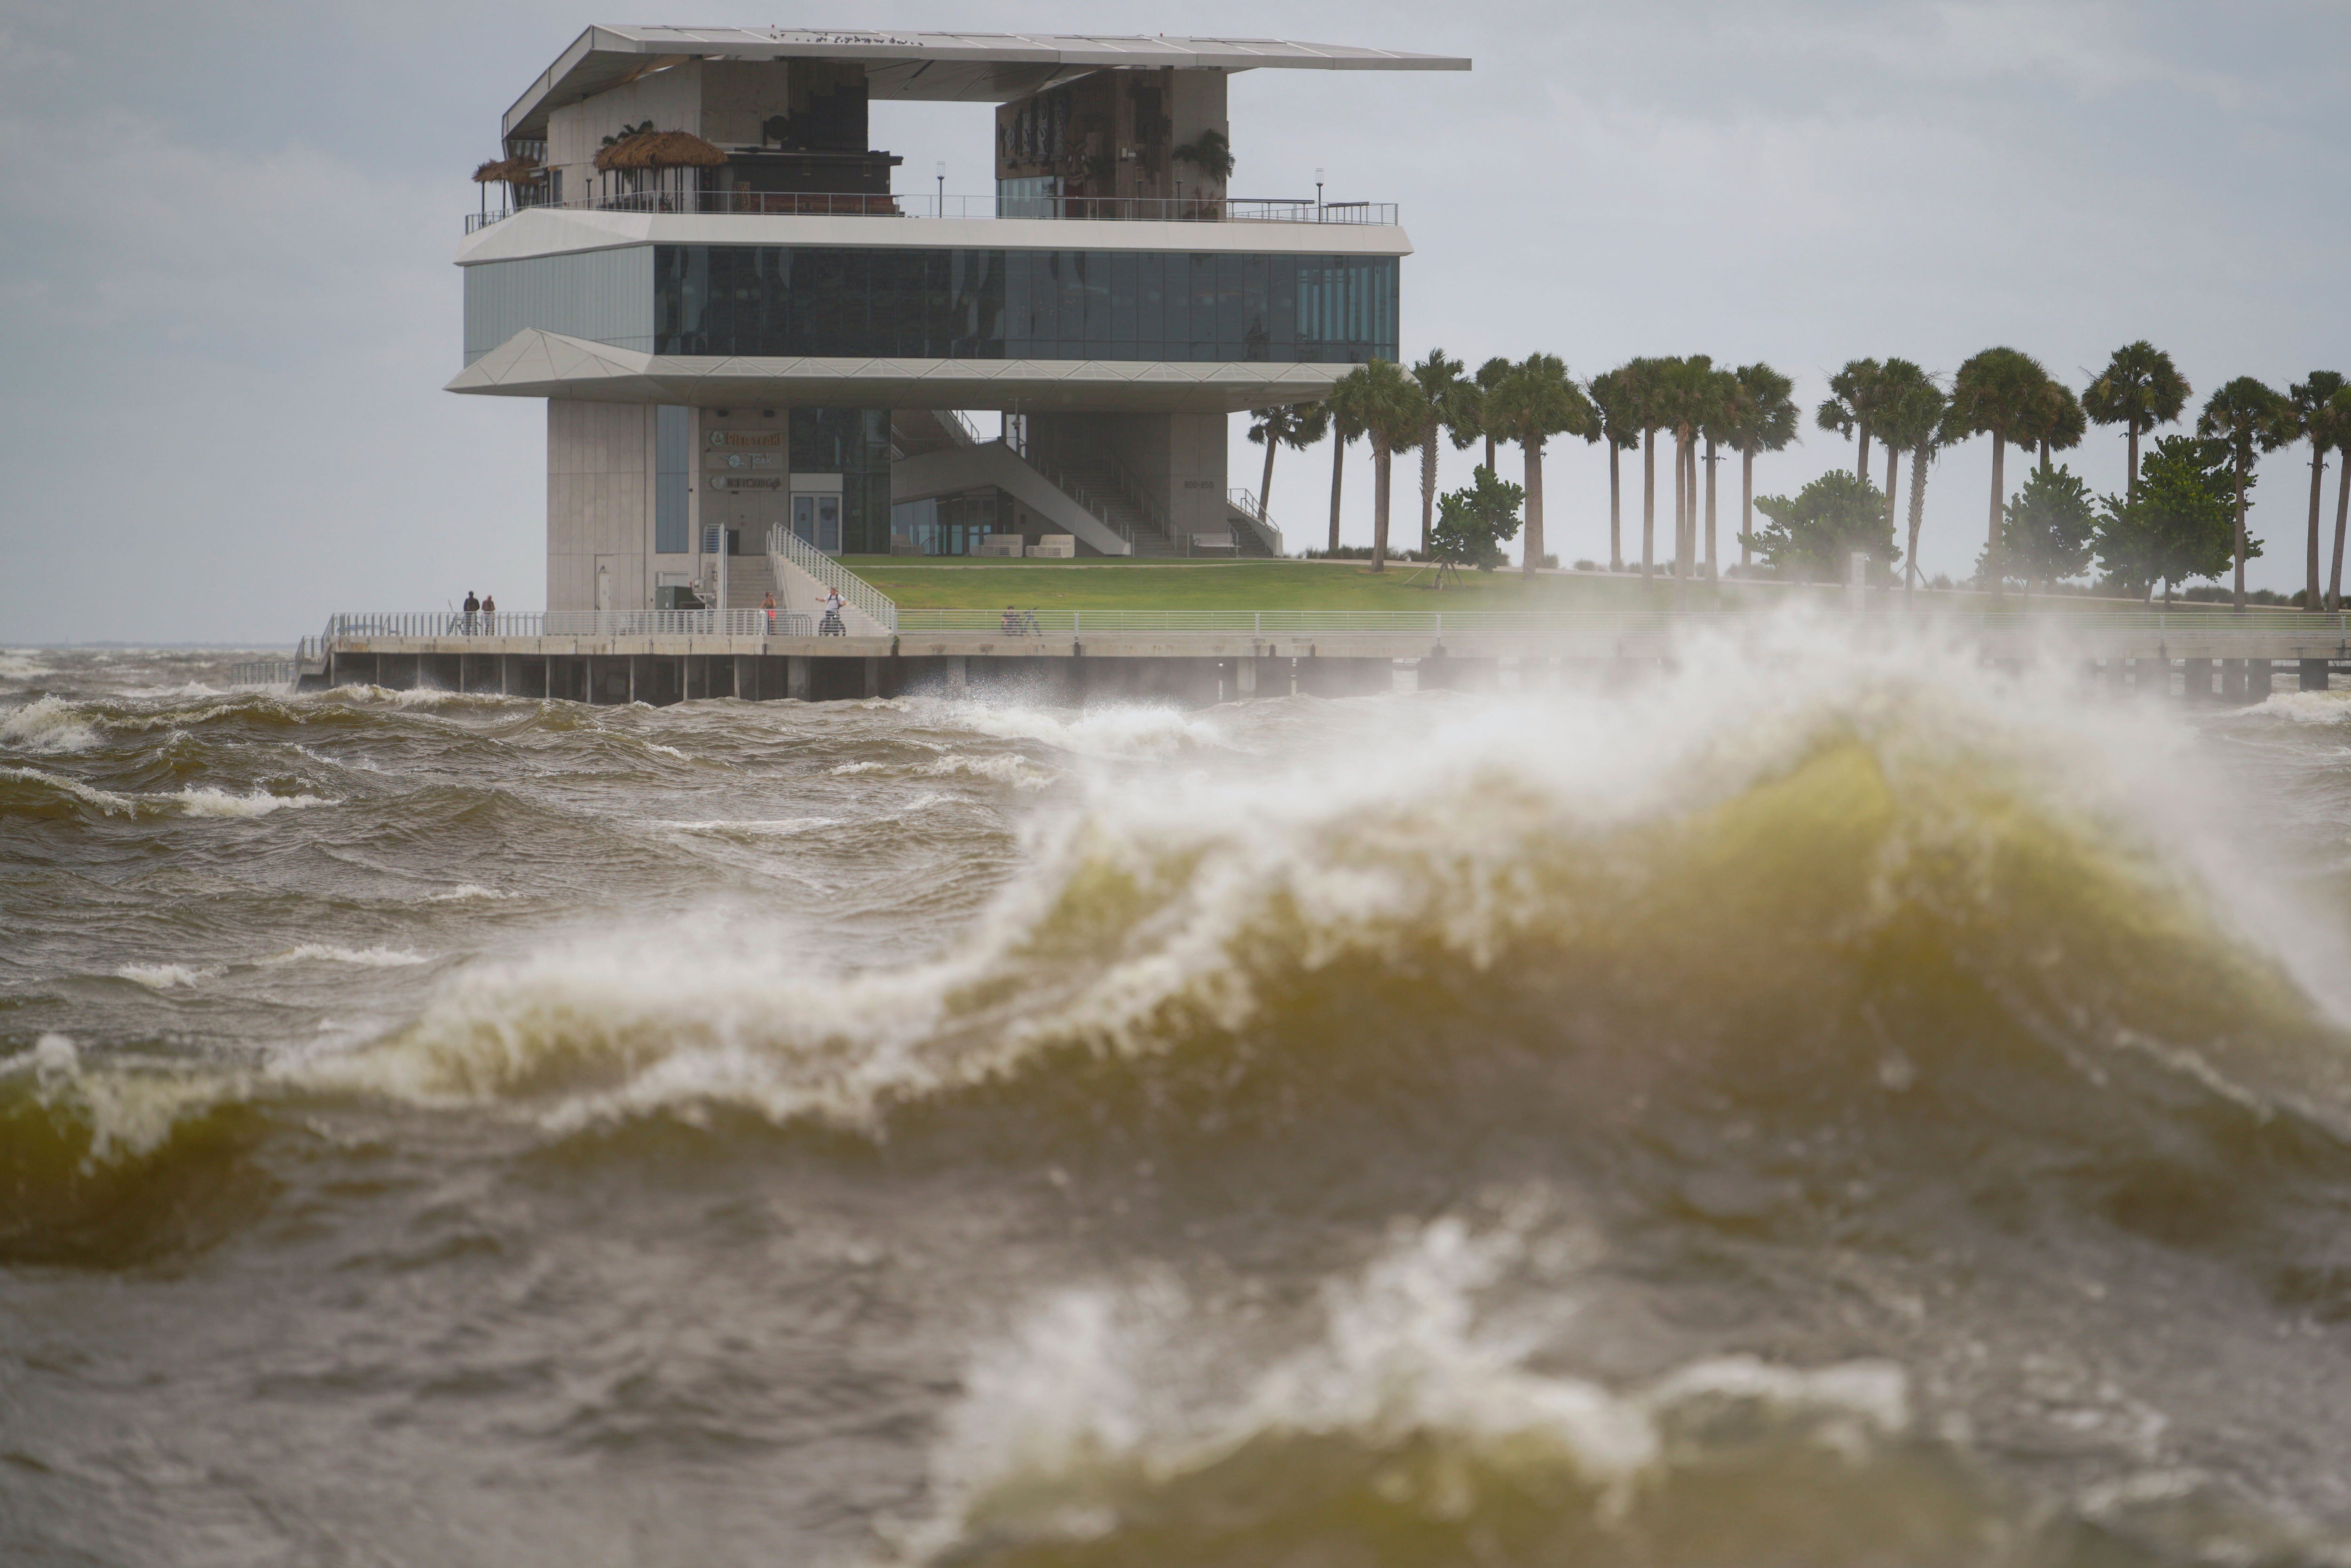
top-left (592, 130), bottom-right (726, 212)
top-left (472, 157), bottom-right (545, 217)
top-left (591, 130), bottom-right (727, 173)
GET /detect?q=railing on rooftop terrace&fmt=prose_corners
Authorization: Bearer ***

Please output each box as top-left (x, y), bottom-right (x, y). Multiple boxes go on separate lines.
top-left (465, 191), bottom-right (1399, 233)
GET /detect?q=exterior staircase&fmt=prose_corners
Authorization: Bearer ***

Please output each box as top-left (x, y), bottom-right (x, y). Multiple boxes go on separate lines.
top-left (723, 551), bottom-right (779, 609)
top-left (1036, 450), bottom-right (1183, 556)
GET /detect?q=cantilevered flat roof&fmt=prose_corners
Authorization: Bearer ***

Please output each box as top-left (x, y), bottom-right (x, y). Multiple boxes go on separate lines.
top-left (504, 25), bottom-right (1471, 140)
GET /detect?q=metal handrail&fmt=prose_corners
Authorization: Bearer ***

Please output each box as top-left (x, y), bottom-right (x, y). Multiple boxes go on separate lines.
top-left (766, 527), bottom-right (898, 633)
top-left (465, 190), bottom-right (1401, 233)
top-left (1226, 489), bottom-right (1285, 557)
top-left (994, 438), bottom-right (1138, 550)
top-left (887, 607), bottom-right (2351, 636)
top-left (228, 660), bottom-right (296, 687)
top-left (325, 610), bottom-right (810, 639)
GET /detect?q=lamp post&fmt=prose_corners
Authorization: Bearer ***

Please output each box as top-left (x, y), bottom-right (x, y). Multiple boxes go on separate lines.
top-left (1315, 166), bottom-right (1324, 221)
top-left (935, 159), bottom-right (945, 216)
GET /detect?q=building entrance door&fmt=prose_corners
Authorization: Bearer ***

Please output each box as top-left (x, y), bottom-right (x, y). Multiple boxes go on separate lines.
top-left (791, 492), bottom-right (843, 555)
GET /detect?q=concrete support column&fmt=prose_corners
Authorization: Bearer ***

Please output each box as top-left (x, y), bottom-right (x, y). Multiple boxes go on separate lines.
top-left (2182, 658), bottom-right (2212, 701)
top-left (2302, 658), bottom-right (2330, 692)
top-left (787, 657), bottom-right (811, 701)
top-left (2249, 660), bottom-right (2273, 700)
top-left (1236, 659), bottom-right (1258, 698)
top-left (946, 655), bottom-right (967, 693)
top-left (2220, 658), bottom-right (2245, 701)
top-left (864, 658), bottom-right (883, 699)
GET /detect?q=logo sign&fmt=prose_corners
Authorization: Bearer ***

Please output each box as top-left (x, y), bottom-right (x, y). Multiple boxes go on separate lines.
top-left (709, 429), bottom-right (785, 449)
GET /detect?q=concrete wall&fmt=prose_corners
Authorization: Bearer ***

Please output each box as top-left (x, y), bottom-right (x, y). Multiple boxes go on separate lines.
top-left (547, 401), bottom-right (656, 614)
top-left (1168, 70), bottom-right (1230, 202)
top-left (546, 61), bottom-right (704, 207)
top-left (700, 60), bottom-right (793, 146)
top-left (1027, 411), bottom-right (1228, 542)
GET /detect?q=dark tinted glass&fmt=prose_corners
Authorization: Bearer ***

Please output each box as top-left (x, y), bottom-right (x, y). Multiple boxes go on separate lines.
top-left (650, 245), bottom-right (1397, 363)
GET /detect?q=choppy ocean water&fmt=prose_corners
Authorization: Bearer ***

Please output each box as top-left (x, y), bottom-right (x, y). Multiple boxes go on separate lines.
top-left (11, 626), bottom-right (2351, 1565)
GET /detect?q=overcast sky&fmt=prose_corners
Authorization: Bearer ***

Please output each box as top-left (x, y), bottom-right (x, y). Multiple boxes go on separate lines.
top-left (2, 0), bottom-right (2344, 643)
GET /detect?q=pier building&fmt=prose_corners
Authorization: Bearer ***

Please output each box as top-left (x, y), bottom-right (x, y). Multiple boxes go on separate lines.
top-left (450, 25), bottom-right (1468, 620)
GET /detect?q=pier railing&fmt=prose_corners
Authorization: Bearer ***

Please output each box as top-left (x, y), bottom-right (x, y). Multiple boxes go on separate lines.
top-left (880, 608), bottom-right (2351, 637)
top-left (228, 659), bottom-right (296, 687)
top-left (309, 606), bottom-right (2351, 648)
top-left (326, 610), bottom-right (811, 639)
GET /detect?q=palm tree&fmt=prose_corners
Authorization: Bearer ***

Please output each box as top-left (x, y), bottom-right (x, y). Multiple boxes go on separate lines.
top-left (1817, 358), bottom-right (1886, 479)
top-left (1330, 359), bottom-right (1428, 572)
top-left (2197, 377), bottom-right (2291, 610)
top-left (1870, 360), bottom-right (1936, 522)
top-left (1621, 357), bottom-right (1673, 579)
top-left (1246, 402), bottom-right (1330, 533)
top-left (2287, 374), bottom-right (2347, 608)
top-left (2026, 376), bottom-right (2085, 472)
top-left (1485, 354), bottom-right (1598, 577)
top-left (2330, 387), bottom-right (2351, 611)
top-left (1947, 347), bottom-right (2052, 592)
top-left (2082, 341), bottom-right (2190, 501)
top-left (1870, 368), bottom-right (1948, 605)
top-left (1462, 356), bottom-right (1514, 472)
top-left (1586, 366), bottom-right (1643, 572)
top-left (1322, 395), bottom-right (1365, 557)
top-left (1408, 349), bottom-right (1467, 554)
top-left (1725, 363), bottom-right (1799, 572)
top-left (1657, 356), bottom-right (1720, 585)
top-left (1695, 365), bottom-right (1741, 583)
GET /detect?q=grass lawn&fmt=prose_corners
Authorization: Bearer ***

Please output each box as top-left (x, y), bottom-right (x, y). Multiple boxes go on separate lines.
top-left (835, 557), bottom-right (2205, 615)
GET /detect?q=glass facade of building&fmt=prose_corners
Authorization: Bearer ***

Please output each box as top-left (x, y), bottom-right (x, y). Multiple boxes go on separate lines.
top-left (891, 489), bottom-right (1004, 556)
top-left (652, 245), bottom-right (1397, 363)
top-left (790, 408), bottom-right (893, 554)
top-left (653, 405), bottom-right (691, 553)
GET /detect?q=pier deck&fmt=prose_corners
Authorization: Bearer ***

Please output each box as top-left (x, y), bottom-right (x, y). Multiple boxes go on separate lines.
top-left (299, 611), bottom-right (2351, 706)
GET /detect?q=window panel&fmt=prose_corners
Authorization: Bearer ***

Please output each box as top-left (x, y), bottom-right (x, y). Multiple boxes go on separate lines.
top-left (641, 245), bottom-right (1397, 363)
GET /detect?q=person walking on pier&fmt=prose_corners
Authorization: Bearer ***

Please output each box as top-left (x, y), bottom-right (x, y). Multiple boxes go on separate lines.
top-left (819, 586), bottom-right (846, 637)
top-left (760, 590), bottom-right (777, 634)
top-left (481, 592), bottom-right (496, 630)
top-left (461, 591), bottom-right (480, 634)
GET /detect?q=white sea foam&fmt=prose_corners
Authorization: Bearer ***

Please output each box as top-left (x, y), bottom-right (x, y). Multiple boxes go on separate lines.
top-left (830, 760), bottom-right (885, 775)
top-left (0, 697), bottom-right (101, 754)
top-left (663, 816), bottom-right (842, 836)
top-left (646, 742), bottom-right (692, 760)
top-left (916, 1215), bottom-right (1909, 1553)
top-left (2248, 689), bottom-right (2351, 725)
top-left (422, 883), bottom-right (513, 903)
top-left (921, 752), bottom-right (1059, 790)
top-left (116, 962), bottom-right (225, 990)
top-left (0, 652), bottom-right (57, 684)
top-left (171, 787), bottom-right (339, 817)
top-left (953, 700), bottom-right (1235, 761)
top-left (0, 765), bottom-right (141, 815)
top-left (8, 1033), bottom-right (244, 1167)
top-left (306, 611), bottom-right (2347, 1134)
top-left (259, 944), bottom-right (430, 969)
